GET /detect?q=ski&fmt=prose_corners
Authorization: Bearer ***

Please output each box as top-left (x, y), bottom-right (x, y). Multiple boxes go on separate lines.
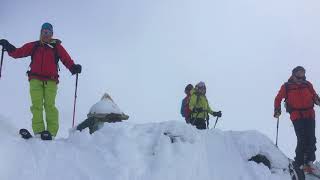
top-left (19, 129), bottom-right (53, 140)
top-left (288, 160), bottom-right (305, 180)
top-left (306, 173), bottom-right (320, 179)
top-left (19, 129), bottom-right (32, 139)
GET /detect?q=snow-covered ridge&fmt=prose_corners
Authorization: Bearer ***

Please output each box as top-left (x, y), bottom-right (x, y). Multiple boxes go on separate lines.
top-left (0, 117), bottom-right (291, 180)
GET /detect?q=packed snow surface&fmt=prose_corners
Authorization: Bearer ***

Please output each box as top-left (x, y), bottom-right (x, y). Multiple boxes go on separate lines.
top-left (0, 116), bottom-right (300, 180)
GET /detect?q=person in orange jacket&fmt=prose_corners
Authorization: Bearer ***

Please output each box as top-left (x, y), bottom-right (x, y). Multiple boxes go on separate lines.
top-left (274, 66), bottom-right (320, 173)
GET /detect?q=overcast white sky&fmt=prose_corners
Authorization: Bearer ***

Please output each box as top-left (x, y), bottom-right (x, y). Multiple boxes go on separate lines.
top-left (1, 0), bottom-right (320, 158)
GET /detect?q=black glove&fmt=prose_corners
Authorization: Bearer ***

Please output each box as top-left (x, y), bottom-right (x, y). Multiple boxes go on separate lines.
top-left (274, 108), bottom-right (281, 118)
top-left (0, 39), bottom-right (16, 52)
top-left (212, 111), bottom-right (222, 118)
top-left (70, 64), bottom-right (82, 75)
top-left (194, 107), bottom-right (203, 113)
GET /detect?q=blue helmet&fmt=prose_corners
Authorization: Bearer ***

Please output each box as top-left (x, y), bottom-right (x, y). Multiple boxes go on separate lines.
top-left (41, 22), bottom-right (53, 32)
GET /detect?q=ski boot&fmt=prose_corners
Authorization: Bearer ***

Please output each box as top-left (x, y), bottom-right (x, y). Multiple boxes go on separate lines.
top-left (40, 130), bottom-right (52, 140)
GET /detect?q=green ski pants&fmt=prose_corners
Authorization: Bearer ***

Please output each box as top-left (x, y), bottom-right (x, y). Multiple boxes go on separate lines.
top-left (29, 79), bottom-right (59, 136)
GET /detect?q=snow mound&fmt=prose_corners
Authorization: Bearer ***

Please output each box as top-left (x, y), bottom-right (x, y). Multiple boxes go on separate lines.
top-left (0, 117), bottom-right (293, 180)
top-left (89, 93), bottom-right (122, 114)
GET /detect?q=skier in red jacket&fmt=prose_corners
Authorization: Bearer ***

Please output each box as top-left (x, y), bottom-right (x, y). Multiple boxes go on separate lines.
top-left (0, 23), bottom-right (82, 140)
top-left (274, 66), bottom-right (320, 173)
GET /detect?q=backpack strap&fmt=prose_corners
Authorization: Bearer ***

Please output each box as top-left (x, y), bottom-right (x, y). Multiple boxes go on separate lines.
top-left (27, 40), bottom-right (61, 76)
top-left (29, 41), bottom-right (41, 69)
top-left (47, 39), bottom-right (61, 72)
top-left (192, 93), bottom-right (204, 120)
top-left (284, 82), bottom-right (289, 101)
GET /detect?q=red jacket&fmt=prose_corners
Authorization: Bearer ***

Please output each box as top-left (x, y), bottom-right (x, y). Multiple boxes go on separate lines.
top-left (8, 40), bottom-right (75, 83)
top-left (274, 79), bottom-right (318, 121)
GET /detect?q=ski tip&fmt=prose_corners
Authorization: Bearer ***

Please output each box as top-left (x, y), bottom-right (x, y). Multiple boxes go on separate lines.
top-left (19, 129), bottom-right (32, 139)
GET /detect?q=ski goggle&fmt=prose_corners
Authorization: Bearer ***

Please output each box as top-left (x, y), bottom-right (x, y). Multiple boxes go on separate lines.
top-left (41, 29), bottom-right (53, 36)
top-left (295, 75), bottom-right (306, 80)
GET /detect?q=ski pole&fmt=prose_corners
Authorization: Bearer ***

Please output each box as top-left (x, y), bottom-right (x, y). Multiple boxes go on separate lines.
top-left (206, 112), bottom-right (210, 129)
top-left (72, 73), bottom-right (79, 128)
top-left (0, 47), bottom-right (5, 79)
top-left (214, 117), bottom-right (219, 128)
top-left (276, 117), bottom-right (279, 147)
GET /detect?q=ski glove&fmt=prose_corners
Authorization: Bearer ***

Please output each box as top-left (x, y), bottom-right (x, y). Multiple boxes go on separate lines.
top-left (0, 39), bottom-right (16, 53)
top-left (212, 111), bottom-right (222, 118)
top-left (70, 64), bottom-right (82, 75)
top-left (315, 95), bottom-right (320, 106)
top-left (274, 108), bottom-right (281, 118)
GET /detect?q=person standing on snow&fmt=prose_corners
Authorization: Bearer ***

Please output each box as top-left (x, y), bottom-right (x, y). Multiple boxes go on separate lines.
top-left (180, 84), bottom-right (193, 124)
top-left (274, 66), bottom-right (320, 173)
top-left (189, 82), bottom-right (222, 130)
top-left (0, 23), bottom-right (82, 140)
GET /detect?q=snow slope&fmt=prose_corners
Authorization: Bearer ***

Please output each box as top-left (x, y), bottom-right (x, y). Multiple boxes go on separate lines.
top-left (0, 116), bottom-right (300, 180)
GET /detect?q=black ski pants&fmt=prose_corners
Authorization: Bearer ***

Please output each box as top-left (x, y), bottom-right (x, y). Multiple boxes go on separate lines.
top-left (191, 118), bottom-right (206, 130)
top-left (292, 119), bottom-right (316, 166)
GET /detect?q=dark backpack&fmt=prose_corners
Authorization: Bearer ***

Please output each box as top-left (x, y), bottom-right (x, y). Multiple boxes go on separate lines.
top-left (27, 40), bottom-right (61, 76)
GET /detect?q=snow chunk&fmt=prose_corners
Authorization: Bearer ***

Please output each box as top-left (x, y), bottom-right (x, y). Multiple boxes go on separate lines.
top-left (89, 93), bottom-right (122, 114)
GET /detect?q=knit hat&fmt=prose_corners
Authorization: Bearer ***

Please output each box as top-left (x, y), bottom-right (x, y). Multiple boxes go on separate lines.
top-left (184, 84), bottom-right (193, 93)
top-left (41, 22), bottom-right (53, 32)
top-left (195, 81), bottom-right (206, 94)
top-left (292, 66), bottom-right (305, 75)
top-left (195, 81), bottom-right (206, 89)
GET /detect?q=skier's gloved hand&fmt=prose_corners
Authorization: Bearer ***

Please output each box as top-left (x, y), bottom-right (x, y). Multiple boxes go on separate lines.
top-left (274, 108), bottom-right (281, 118)
top-left (194, 107), bottom-right (203, 113)
top-left (70, 64), bottom-right (82, 75)
top-left (213, 111), bottom-right (222, 118)
top-left (0, 39), bottom-right (9, 47)
top-left (315, 95), bottom-right (320, 106)
top-left (0, 39), bottom-right (16, 52)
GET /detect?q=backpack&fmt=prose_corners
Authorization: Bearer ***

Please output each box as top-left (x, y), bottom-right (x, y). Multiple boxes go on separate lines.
top-left (284, 82), bottom-right (314, 113)
top-left (181, 95), bottom-right (191, 118)
top-left (27, 40), bottom-right (61, 77)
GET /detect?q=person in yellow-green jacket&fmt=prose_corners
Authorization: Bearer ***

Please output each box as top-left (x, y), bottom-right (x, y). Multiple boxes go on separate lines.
top-left (189, 82), bottom-right (222, 129)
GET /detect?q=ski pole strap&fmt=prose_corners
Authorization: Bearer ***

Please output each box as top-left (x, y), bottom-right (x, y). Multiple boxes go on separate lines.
top-left (0, 47), bottom-right (5, 79)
